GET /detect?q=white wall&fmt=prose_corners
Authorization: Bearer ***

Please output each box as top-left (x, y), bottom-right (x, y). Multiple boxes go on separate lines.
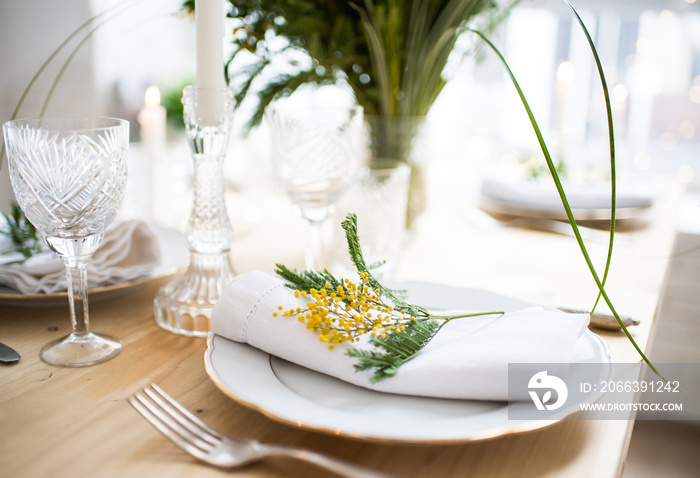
top-left (0, 0), bottom-right (194, 213)
top-left (1, 0), bottom-right (97, 212)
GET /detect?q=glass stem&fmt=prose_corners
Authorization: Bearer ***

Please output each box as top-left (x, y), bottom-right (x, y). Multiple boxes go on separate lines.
top-left (64, 258), bottom-right (90, 336)
top-left (302, 204), bottom-right (332, 271)
top-left (305, 219), bottom-right (323, 271)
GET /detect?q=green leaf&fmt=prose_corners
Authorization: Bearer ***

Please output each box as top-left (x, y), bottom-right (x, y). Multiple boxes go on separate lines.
top-left (468, 0), bottom-right (662, 380)
top-left (340, 213), bottom-right (426, 317)
top-left (0, 203), bottom-right (43, 264)
top-left (347, 318), bottom-right (440, 382)
top-left (274, 263), bottom-right (344, 293)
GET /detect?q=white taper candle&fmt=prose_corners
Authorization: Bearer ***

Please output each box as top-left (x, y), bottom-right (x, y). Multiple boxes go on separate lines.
top-left (195, 0), bottom-right (226, 125)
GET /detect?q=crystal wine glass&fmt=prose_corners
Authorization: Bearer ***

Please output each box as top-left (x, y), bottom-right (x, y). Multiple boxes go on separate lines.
top-left (265, 105), bottom-right (363, 270)
top-left (3, 117), bottom-right (129, 367)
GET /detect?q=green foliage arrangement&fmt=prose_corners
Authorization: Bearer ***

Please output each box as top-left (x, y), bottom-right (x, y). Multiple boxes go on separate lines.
top-left (206, 0), bottom-right (514, 132)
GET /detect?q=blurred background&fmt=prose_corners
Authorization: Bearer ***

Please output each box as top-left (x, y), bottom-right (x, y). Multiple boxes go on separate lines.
top-left (2, 0), bottom-right (700, 214)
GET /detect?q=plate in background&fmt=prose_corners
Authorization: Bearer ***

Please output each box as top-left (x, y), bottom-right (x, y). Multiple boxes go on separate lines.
top-left (0, 227), bottom-right (188, 308)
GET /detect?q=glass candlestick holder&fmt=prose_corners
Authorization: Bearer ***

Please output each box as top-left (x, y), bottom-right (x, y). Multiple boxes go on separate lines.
top-left (154, 86), bottom-right (236, 337)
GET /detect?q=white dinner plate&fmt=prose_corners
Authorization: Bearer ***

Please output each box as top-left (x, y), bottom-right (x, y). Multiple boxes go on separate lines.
top-left (477, 175), bottom-right (654, 227)
top-left (0, 227), bottom-right (189, 308)
top-left (476, 194), bottom-right (651, 224)
top-left (204, 282), bottom-right (612, 443)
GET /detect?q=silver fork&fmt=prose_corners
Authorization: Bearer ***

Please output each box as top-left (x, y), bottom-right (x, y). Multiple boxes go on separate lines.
top-left (127, 384), bottom-right (395, 478)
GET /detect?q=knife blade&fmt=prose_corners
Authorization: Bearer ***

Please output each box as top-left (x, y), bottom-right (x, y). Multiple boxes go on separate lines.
top-left (0, 341), bottom-right (21, 363)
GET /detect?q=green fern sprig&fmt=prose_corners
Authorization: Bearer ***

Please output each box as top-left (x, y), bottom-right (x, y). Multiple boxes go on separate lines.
top-left (275, 213), bottom-right (503, 382)
top-left (274, 263), bottom-right (344, 293)
top-left (274, 213), bottom-right (414, 314)
top-left (341, 213), bottom-right (426, 318)
top-left (348, 318), bottom-right (440, 382)
top-left (349, 309), bottom-right (503, 382)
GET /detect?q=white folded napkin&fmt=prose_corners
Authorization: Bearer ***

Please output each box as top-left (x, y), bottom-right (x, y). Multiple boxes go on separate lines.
top-left (0, 220), bottom-right (161, 294)
top-left (211, 271), bottom-right (590, 401)
top-left (480, 173), bottom-right (655, 210)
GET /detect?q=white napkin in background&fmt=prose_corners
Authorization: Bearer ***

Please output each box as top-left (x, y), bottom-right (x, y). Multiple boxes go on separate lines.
top-left (211, 271), bottom-right (590, 401)
top-left (0, 220), bottom-right (161, 294)
top-left (480, 173), bottom-right (656, 210)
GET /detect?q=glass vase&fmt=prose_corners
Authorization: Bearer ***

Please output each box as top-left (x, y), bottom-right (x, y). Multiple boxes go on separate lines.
top-left (365, 115), bottom-right (429, 227)
top-left (330, 158), bottom-right (411, 278)
top-left (154, 86), bottom-right (236, 337)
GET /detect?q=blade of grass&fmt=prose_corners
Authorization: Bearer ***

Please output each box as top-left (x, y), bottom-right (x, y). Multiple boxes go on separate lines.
top-left (563, 0), bottom-right (616, 313)
top-left (351, 0), bottom-right (393, 117)
top-left (468, 5), bottom-right (662, 379)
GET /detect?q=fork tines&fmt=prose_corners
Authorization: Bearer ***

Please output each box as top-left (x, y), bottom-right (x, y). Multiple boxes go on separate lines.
top-left (127, 384), bottom-right (223, 460)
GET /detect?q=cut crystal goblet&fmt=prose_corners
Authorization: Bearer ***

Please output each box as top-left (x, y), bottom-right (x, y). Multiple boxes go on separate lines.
top-left (3, 117), bottom-right (129, 366)
top-left (265, 105), bottom-right (363, 270)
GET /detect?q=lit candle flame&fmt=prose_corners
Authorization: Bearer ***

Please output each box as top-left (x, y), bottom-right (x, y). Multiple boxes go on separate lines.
top-left (144, 85), bottom-right (161, 108)
top-left (556, 61), bottom-right (575, 86)
top-left (612, 84), bottom-right (628, 104)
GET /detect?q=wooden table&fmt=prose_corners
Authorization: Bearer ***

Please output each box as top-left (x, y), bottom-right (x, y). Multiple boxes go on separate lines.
top-left (0, 162), bottom-right (682, 478)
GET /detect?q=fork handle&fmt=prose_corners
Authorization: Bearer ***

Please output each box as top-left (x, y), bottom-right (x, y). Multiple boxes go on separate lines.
top-left (265, 445), bottom-right (396, 478)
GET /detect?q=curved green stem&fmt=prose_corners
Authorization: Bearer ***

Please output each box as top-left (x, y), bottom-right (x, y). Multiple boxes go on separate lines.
top-left (432, 310), bottom-right (505, 322)
top-left (468, 17), bottom-right (662, 379)
top-left (564, 1), bottom-right (616, 312)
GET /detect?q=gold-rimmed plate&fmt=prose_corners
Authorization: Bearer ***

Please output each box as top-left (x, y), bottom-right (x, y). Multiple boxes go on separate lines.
top-left (204, 282), bottom-right (612, 443)
top-left (0, 227), bottom-right (189, 308)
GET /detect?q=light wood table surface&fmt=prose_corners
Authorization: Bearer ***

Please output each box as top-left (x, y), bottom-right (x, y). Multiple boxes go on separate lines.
top-left (0, 164), bottom-right (682, 478)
